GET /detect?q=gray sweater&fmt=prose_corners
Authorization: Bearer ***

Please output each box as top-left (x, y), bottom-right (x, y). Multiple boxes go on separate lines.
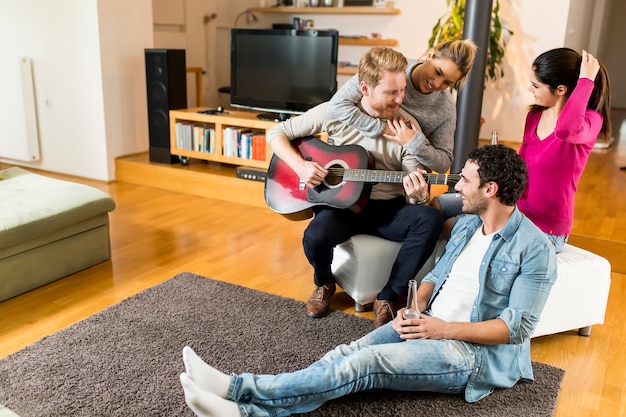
top-left (328, 59), bottom-right (455, 173)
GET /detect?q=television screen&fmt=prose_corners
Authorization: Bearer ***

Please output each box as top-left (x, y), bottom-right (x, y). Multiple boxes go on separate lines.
top-left (230, 29), bottom-right (339, 121)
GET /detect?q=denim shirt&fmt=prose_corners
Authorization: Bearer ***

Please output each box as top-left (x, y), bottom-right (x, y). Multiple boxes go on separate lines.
top-left (421, 207), bottom-right (557, 402)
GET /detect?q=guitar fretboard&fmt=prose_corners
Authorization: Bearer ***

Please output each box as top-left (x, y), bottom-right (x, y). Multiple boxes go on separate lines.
top-left (328, 168), bottom-right (461, 185)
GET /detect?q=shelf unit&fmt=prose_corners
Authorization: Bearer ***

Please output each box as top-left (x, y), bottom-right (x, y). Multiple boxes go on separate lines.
top-left (250, 5), bottom-right (401, 76)
top-left (169, 108), bottom-right (278, 169)
top-left (249, 5), bottom-right (400, 15)
top-left (337, 67), bottom-right (357, 76)
top-left (339, 37), bottom-right (397, 46)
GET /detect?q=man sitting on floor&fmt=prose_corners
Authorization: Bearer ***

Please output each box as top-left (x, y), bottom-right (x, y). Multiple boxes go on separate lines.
top-left (179, 144), bottom-right (557, 417)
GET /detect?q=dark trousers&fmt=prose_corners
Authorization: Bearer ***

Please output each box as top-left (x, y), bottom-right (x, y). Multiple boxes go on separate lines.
top-left (303, 196), bottom-right (443, 297)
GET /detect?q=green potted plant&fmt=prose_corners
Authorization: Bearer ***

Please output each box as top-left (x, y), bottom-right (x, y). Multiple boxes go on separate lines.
top-left (429, 0), bottom-right (513, 85)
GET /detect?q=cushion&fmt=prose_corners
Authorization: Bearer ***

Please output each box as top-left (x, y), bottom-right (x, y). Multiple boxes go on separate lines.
top-left (0, 167), bottom-right (116, 249)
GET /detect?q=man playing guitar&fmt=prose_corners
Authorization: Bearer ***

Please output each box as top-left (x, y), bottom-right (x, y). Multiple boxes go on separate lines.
top-left (266, 47), bottom-right (451, 327)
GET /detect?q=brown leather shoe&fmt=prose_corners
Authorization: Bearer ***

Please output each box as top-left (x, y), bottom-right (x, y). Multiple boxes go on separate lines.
top-left (373, 299), bottom-right (396, 328)
top-left (306, 283), bottom-right (336, 318)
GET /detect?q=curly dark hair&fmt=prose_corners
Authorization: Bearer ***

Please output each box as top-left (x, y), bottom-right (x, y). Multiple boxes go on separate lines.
top-left (467, 144), bottom-right (528, 206)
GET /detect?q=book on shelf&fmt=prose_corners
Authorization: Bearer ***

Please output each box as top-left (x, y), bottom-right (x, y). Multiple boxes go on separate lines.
top-left (203, 127), bottom-right (217, 153)
top-left (177, 122), bottom-right (194, 151)
top-left (175, 122), bottom-right (187, 150)
top-left (240, 131), bottom-right (252, 160)
top-left (223, 127), bottom-right (266, 160)
top-left (223, 126), bottom-right (240, 157)
top-left (193, 124), bottom-right (203, 152)
top-left (175, 121), bottom-right (217, 154)
top-left (251, 133), bottom-right (266, 161)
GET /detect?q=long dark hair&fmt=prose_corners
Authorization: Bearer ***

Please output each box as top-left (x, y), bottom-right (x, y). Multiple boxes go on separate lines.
top-left (529, 47), bottom-right (611, 138)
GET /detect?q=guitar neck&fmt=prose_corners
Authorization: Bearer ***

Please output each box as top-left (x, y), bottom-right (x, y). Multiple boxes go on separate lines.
top-left (342, 169), bottom-right (460, 185)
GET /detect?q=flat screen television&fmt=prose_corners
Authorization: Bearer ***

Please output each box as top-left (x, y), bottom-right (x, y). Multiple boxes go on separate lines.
top-left (230, 28), bottom-right (339, 121)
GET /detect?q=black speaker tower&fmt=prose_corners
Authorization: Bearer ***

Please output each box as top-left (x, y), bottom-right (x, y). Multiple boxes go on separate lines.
top-left (144, 49), bottom-right (187, 163)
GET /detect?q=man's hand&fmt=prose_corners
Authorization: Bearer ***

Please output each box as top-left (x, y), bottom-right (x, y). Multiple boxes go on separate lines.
top-left (268, 134), bottom-right (328, 189)
top-left (393, 308), bottom-right (511, 345)
top-left (383, 117), bottom-right (420, 146)
top-left (392, 308), bottom-right (447, 340)
top-left (403, 170), bottom-right (430, 204)
top-left (295, 159), bottom-right (328, 189)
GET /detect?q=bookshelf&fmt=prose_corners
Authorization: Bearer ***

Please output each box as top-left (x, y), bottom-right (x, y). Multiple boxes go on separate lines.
top-left (169, 108), bottom-right (279, 169)
top-left (339, 37), bottom-right (397, 46)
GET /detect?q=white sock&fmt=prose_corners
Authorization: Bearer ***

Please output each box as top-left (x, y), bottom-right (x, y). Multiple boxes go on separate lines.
top-left (180, 372), bottom-right (241, 417)
top-left (182, 346), bottom-right (231, 398)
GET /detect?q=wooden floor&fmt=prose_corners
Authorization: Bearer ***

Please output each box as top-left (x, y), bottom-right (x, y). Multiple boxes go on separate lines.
top-left (1, 110), bottom-right (625, 416)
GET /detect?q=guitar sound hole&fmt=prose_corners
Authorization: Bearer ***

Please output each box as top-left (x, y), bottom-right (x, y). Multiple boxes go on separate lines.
top-left (325, 164), bottom-right (344, 186)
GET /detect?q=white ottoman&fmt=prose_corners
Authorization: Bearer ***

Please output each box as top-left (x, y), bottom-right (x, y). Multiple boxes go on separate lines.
top-left (332, 236), bottom-right (611, 337)
top-left (532, 243), bottom-right (611, 337)
top-left (331, 235), bottom-right (446, 312)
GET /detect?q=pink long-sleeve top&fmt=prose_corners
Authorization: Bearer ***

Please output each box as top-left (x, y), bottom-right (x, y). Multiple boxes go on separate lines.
top-left (517, 78), bottom-right (603, 236)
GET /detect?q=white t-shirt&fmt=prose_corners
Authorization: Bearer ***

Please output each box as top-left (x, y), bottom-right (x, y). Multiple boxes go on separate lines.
top-left (430, 226), bottom-right (496, 322)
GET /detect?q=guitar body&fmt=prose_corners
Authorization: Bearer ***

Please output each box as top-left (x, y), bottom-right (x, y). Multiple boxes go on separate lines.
top-left (265, 136), bottom-right (460, 217)
top-left (265, 136), bottom-right (371, 215)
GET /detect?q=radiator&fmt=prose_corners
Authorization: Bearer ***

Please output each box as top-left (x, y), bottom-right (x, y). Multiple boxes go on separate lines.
top-left (0, 56), bottom-right (40, 162)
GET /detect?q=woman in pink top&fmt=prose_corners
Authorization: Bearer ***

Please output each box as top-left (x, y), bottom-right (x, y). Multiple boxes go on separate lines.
top-left (517, 48), bottom-right (611, 252)
top-left (433, 48), bottom-right (611, 253)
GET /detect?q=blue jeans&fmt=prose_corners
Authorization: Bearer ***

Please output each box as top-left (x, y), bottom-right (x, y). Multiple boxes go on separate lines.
top-left (303, 196), bottom-right (443, 296)
top-left (434, 193), bottom-right (567, 253)
top-left (229, 323), bottom-right (476, 417)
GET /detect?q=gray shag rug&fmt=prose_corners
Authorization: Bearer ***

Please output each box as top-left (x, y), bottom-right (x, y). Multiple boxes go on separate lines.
top-left (0, 273), bottom-right (564, 417)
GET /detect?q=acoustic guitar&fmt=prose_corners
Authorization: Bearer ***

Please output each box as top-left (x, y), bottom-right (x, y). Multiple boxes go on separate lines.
top-left (264, 136), bottom-right (460, 216)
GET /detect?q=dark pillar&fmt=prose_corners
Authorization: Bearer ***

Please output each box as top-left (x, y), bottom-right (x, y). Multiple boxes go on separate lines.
top-left (451, 0), bottom-right (493, 174)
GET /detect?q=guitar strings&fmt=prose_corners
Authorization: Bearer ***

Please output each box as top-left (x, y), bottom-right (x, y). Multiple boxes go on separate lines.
top-left (326, 167), bottom-right (460, 184)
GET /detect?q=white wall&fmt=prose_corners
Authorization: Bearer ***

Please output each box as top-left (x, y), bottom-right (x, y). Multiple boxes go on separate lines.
top-left (0, 0), bottom-right (104, 177)
top-left (0, 0), bottom-right (153, 181)
top-left (152, 0), bottom-right (221, 108)
top-left (98, 0), bottom-right (154, 179)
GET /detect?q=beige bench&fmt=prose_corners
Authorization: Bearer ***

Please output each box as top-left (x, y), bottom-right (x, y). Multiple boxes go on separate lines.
top-left (0, 167), bottom-right (116, 302)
